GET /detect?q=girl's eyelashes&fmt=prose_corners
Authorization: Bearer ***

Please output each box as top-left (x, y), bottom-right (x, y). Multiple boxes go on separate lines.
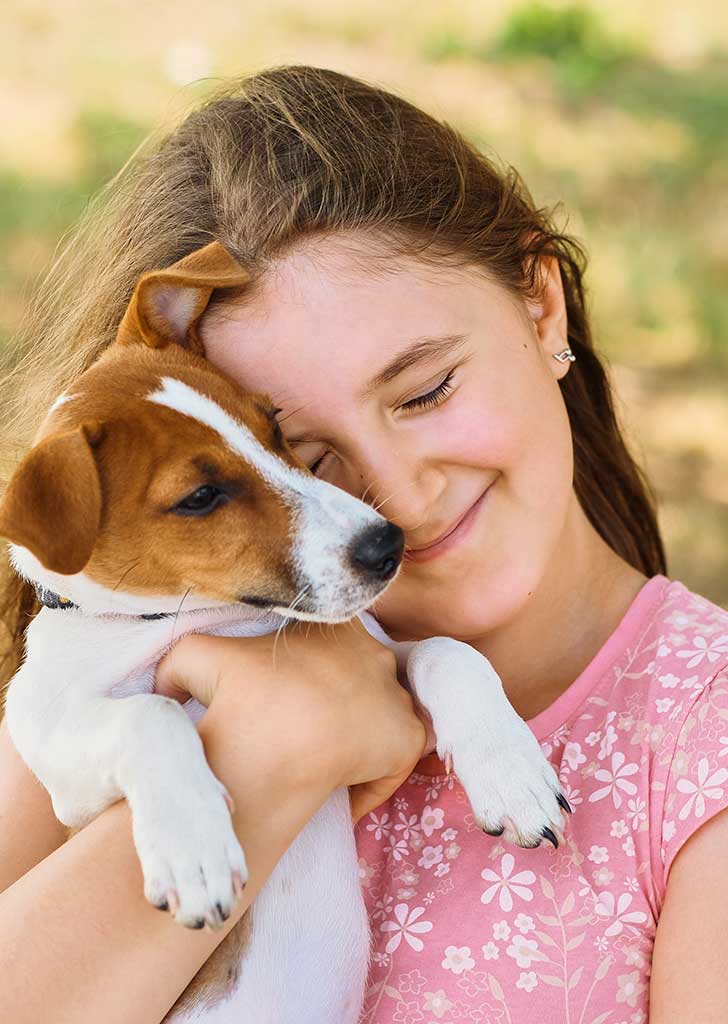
top-left (305, 367), bottom-right (457, 477)
top-left (399, 368), bottom-right (456, 411)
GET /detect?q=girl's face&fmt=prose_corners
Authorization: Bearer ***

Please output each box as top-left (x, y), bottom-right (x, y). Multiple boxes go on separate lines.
top-left (200, 234), bottom-right (578, 642)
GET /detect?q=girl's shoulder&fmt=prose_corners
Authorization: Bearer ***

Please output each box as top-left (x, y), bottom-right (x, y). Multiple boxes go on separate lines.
top-left (533, 573), bottom-right (728, 757)
top-left (624, 573), bottom-right (728, 737)
top-left (599, 573), bottom-right (728, 749)
top-left (544, 573), bottom-right (728, 908)
top-left (650, 574), bottom-right (728, 671)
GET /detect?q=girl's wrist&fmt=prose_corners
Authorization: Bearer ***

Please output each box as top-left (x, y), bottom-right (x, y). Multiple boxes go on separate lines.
top-left (195, 708), bottom-right (344, 912)
top-left (197, 697), bottom-right (342, 814)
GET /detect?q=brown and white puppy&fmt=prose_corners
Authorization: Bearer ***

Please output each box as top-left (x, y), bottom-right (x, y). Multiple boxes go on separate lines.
top-left (0, 241), bottom-right (569, 1023)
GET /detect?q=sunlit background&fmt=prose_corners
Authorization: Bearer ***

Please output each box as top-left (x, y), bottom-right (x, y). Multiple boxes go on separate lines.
top-left (1, 0), bottom-right (726, 604)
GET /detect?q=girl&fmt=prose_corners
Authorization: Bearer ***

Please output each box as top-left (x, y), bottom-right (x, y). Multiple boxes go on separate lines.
top-left (1, 65), bottom-right (727, 1023)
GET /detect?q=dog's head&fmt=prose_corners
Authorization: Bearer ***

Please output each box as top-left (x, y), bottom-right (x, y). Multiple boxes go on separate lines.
top-left (0, 241), bottom-right (403, 621)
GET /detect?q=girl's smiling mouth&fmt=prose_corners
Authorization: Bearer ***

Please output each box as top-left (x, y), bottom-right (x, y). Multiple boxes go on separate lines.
top-left (403, 481), bottom-right (495, 564)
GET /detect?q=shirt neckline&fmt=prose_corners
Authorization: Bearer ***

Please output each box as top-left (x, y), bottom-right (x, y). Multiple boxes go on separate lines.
top-left (411, 573), bottom-right (671, 778)
top-left (526, 572), bottom-right (670, 740)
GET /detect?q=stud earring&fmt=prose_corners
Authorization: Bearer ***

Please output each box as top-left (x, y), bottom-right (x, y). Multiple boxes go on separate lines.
top-left (553, 347), bottom-right (576, 363)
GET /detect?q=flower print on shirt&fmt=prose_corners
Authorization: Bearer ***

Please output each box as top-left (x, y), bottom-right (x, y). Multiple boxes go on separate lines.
top-left (676, 756), bottom-right (728, 820)
top-left (588, 751), bottom-right (639, 808)
top-left (418, 846), bottom-right (443, 870)
top-left (355, 578), bottom-right (728, 1024)
top-left (420, 805), bottom-right (444, 836)
top-left (394, 812), bottom-right (421, 843)
top-left (505, 934), bottom-right (547, 969)
top-left (675, 634), bottom-right (728, 669)
top-left (480, 853), bottom-right (536, 912)
top-left (367, 811), bottom-right (394, 841)
top-left (441, 946), bottom-right (474, 974)
top-left (380, 904), bottom-right (433, 954)
top-left (595, 891), bottom-right (648, 937)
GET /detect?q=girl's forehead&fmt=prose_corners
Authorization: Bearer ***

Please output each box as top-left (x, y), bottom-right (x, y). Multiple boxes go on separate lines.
top-left (252, 238), bottom-right (485, 312)
top-left (201, 239), bottom-right (510, 389)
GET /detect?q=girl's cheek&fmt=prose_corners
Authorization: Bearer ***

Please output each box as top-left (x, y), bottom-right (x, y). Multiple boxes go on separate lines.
top-left (433, 392), bottom-right (520, 468)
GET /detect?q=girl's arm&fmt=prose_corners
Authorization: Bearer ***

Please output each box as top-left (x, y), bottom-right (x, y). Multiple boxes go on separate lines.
top-left (0, 707), bottom-right (337, 1024)
top-left (0, 717), bottom-right (68, 892)
top-left (650, 805), bottom-right (728, 1019)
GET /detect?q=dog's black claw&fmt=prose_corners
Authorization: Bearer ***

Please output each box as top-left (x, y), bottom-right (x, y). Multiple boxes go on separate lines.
top-left (557, 793), bottom-right (573, 815)
top-left (542, 826), bottom-right (559, 849)
top-left (216, 901), bottom-right (230, 922)
top-left (191, 918), bottom-right (205, 929)
top-left (155, 900), bottom-right (169, 912)
top-left (483, 825), bottom-right (505, 837)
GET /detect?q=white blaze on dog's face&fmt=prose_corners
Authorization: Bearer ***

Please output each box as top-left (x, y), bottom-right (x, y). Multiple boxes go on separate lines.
top-left (142, 368), bottom-right (404, 621)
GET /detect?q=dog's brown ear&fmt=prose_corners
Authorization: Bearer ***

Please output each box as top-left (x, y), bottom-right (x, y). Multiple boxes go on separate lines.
top-left (0, 422), bottom-right (103, 575)
top-left (116, 240), bottom-right (251, 353)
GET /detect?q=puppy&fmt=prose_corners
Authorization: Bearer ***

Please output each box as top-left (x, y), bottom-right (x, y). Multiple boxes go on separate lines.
top-left (0, 241), bottom-right (569, 1022)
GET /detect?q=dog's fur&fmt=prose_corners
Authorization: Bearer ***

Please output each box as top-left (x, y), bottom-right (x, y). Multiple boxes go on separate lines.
top-left (0, 241), bottom-right (567, 1022)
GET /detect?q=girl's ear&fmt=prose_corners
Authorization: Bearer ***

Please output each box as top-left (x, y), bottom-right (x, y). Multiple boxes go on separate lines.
top-left (115, 240), bottom-right (251, 354)
top-left (0, 423), bottom-right (103, 576)
top-left (524, 255), bottom-right (571, 379)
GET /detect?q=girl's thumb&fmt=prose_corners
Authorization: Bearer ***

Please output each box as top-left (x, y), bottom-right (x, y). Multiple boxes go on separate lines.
top-left (154, 634), bottom-right (224, 707)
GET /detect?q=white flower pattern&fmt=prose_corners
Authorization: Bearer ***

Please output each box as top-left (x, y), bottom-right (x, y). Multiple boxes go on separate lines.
top-left (676, 757), bottom-right (728, 819)
top-left (589, 751), bottom-right (639, 808)
top-left (480, 854), bottom-right (536, 912)
top-left (380, 903), bottom-right (433, 954)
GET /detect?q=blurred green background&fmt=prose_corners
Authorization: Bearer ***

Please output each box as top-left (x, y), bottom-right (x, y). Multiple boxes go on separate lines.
top-left (1, 0), bottom-right (726, 604)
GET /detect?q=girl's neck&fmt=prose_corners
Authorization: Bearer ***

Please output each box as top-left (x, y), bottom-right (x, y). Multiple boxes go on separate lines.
top-left (468, 510), bottom-right (650, 722)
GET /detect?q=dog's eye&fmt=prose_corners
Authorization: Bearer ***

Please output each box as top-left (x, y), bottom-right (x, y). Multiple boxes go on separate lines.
top-left (268, 408), bottom-right (284, 447)
top-left (172, 485), bottom-right (228, 516)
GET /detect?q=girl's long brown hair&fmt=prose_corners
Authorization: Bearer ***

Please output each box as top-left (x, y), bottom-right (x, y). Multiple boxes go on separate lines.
top-left (0, 64), bottom-right (666, 685)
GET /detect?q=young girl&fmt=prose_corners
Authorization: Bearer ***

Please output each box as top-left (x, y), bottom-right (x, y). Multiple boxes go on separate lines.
top-left (0, 65), bottom-right (726, 1023)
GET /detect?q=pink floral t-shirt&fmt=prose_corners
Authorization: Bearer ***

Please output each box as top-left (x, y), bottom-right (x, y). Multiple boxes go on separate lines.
top-left (354, 575), bottom-right (728, 1023)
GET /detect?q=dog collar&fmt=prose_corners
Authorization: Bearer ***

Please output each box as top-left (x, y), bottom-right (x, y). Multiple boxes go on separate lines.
top-left (32, 583), bottom-right (172, 621)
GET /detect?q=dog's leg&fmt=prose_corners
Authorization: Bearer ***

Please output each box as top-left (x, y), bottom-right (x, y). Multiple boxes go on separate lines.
top-left (405, 638), bottom-right (568, 847)
top-left (214, 787), bottom-right (369, 1024)
top-left (5, 673), bottom-right (246, 929)
top-left (163, 788), bottom-right (369, 1024)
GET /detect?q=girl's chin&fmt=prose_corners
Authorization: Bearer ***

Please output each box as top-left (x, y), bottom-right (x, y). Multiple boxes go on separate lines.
top-left (372, 602), bottom-right (489, 643)
top-left (375, 571), bottom-right (537, 640)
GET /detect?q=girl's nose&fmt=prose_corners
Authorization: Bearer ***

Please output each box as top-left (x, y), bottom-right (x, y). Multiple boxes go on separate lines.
top-left (353, 448), bottom-right (446, 536)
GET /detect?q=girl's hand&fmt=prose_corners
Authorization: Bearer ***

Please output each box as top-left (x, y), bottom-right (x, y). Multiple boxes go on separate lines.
top-left (154, 618), bottom-right (435, 823)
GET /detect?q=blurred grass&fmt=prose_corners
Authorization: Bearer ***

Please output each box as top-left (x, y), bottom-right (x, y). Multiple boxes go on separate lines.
top-left (0, 0), bottom-right (726, 604)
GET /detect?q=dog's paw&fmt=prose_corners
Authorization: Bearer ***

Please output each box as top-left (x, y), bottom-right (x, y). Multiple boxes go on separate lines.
top-left (130, 770), bottom-right (248, 930)
top-left (447, 715), bottom-right (570, 849)
top-left (406, 637), bottom-right (570, 851)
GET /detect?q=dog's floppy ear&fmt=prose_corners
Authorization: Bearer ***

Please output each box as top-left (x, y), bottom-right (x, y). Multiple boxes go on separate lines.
top-left (0, 422), bottom-right (103, 575)
top-left (116, 240), bottom-right (251, 353)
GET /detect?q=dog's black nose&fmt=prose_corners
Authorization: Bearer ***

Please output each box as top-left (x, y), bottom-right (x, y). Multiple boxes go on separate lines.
top-left (350, 522), bottom-right (404, 581)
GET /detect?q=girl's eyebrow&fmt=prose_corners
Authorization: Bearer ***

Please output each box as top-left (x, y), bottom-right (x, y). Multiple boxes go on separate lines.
top-left (286, 333), bottom-right (469, 444)
top-left (359, 332), bottom-right (469, 399)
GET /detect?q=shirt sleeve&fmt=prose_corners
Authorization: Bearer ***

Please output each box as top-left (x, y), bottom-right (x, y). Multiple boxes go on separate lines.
top-left (655, 667), bottom-right (728, 899)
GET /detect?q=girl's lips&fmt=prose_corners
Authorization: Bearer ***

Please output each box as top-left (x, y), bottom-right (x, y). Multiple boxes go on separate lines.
top-left (403, 484), bottom-right (493, 564)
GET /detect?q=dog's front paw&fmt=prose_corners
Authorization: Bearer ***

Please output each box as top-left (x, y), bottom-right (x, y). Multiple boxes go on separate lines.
top-left (407, 637), bottom-right (571, 851)
top-left (448, 714), bottom-right (570, 849)
top-left (130, 770), bottom-right (248, 930)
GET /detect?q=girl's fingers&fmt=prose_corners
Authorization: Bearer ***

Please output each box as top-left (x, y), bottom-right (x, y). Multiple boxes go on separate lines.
top-left (154, 634), bottom-right (225, 707)
top-left (349, 762), bottom-right (421, 825)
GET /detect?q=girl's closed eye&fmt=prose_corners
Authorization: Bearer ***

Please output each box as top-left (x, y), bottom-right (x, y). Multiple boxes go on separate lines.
top-left (304, 368), bottom-right (458, 476)
top-left (399, 368), bottom-right (456, 411)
